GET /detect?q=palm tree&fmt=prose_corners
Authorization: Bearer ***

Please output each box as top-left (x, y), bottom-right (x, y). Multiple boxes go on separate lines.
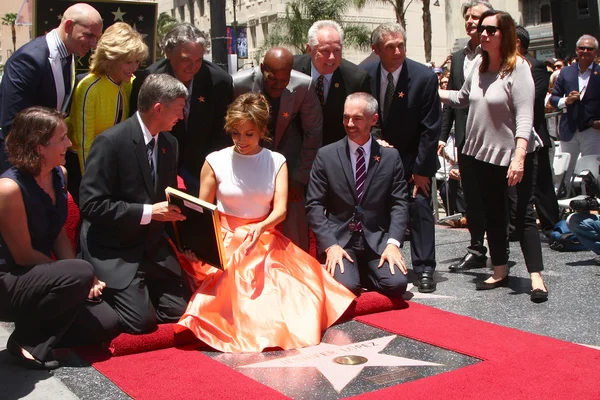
top-left (355, 0), bottom-right (412, 29)
top-left (1, 13), bottom-right (18, 53)
top-left (422, 0), bottom-right (432, 62)
top-left (260, 0), bottom-right (371, 60)
top-left (156, 12), bottom-right (177, 58)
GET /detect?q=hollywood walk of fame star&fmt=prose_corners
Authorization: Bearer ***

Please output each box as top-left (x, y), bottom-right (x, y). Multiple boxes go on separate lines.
top-left (282, 112), bottom-right (290, 118)
top-left (112, 7), bottom-right (126, 22)
top-left (132, 23), bottom-right (148, 40)
top-left (241, 335), bottom-right (443, 392)
top-left (404, 283), bottom-right (454, 299)
top-left (198, 96), bottom-right (205, 103)
top-left (398, 92), bottom-right (405, 98)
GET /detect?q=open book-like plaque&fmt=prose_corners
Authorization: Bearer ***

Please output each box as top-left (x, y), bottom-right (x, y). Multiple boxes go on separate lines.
top-left (166, 187), bottom-right (226, 270)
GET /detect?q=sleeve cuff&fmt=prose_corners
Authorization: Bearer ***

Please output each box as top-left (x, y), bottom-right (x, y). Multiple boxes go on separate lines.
top-left (386, 238), bottom-right (400, 248)
top-left (557, 97), bottom-right (566, 109)
top-left (141, 204), bottom-right (152, 225)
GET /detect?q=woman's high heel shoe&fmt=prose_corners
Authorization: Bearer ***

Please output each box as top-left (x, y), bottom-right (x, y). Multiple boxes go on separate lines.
top-left (6, 337), bottom-right (60, 370)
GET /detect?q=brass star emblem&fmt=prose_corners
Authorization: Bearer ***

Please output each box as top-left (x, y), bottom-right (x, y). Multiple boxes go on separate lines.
top-left (398, 92), bottom-right (405, 98)
top-left (161, 148), bottom-right (166, 155)
top-left (198, 96), bottom-right (205, 102)
top-left (334, 83), bottom-right (340, 88)
top-left (283, 112), bottom-right (290, 118)
top-left (374, 155), bottom-right (381, 162)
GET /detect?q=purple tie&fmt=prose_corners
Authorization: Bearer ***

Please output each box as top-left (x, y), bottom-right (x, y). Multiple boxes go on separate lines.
top-left (356, 146), bottom-right (366, 202)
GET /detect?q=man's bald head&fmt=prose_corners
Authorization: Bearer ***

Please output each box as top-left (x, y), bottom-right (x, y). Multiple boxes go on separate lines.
top-left (263, 47), bottom-right (294, 71)
top-left (260, 47), bottom-right (293, 99)
top-left (59, 3), bottom-right (103, 57)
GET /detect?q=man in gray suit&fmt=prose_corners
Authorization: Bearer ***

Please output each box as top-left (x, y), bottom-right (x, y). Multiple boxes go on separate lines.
top-left (232, 48), bottom-right (323, 251)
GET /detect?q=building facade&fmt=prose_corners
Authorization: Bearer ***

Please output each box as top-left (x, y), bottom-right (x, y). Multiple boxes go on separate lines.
top-left (0, 0), bottom-right (32, 70)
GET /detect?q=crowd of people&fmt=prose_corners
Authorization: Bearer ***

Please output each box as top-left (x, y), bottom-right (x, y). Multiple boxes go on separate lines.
top-left (0, 1), bottom-right (598, 370)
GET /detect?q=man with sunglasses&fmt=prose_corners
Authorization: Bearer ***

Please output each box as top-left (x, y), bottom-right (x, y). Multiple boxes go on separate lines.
top-left (550, 35), bottom-right (600, 181)
top-left (440, 0), bottom-right (493, 272)
top-left (307, 92), bottom-right (409, 298)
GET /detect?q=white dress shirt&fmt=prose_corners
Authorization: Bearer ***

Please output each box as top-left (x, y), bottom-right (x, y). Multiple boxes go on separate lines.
top-left (137, 112), bottom-right (159, 225)
top-left (557, 63), bottom-right (594, 109)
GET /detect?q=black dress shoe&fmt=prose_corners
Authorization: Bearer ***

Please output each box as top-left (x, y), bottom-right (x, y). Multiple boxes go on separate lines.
top-left (530, 288), bottom-right (549, 303)
top-left (475, 276), bottom-right (509, 290)
top-left (6, 337), bottom-right (60, 370)
top-left (449, 253), bottom-right (487, 272)
top-left (417, 272), bottom-right (437, 293)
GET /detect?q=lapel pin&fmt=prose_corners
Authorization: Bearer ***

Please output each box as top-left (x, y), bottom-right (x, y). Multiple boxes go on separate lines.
top-left (198, 96), bottom-right (205, 102)
top-left (398, 92), bottom-right (405, 98)
top-left (334, 82), bottom-right (340, 88)
top-left (374, 155), bottom-right (381, 162)
top-left (282, 112), bottom-right (290, 118)
top-left (161, 148), bottom-right (166, 155)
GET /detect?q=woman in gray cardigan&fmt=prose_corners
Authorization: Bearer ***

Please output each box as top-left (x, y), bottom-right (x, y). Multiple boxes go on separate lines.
top-left (439, 10), bottom-right (548, 302)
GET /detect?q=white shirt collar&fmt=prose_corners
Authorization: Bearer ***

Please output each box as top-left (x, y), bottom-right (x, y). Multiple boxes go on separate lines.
top-left (48, 29), bottom-right (70, 59)
top-left (380, 64), bottom-right (402, 86)
top-left (136, 112), bottom-right (158, 146)
top-left (348, 135), bottom-right (372, 157)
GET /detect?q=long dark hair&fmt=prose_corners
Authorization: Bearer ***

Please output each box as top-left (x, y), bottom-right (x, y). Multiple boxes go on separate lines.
top-left (479, 10), bottom-right (519, 76)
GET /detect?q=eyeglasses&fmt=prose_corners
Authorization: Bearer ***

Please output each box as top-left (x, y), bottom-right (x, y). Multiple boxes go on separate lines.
top-left (577, 46), bottom-right (597, 52)
top-left (477, 25), bottom-right (499, 35)
top-left (553, 64), bottom-right (563, 69)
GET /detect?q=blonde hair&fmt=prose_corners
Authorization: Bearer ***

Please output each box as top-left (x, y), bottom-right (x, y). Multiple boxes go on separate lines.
top-left (89, 22), bottom-right (149, 76)
top-left (224, 93), bottom-right (272, 143)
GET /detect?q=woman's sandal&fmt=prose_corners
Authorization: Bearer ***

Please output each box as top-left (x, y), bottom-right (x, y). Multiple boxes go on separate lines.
top-left (530, 287), bottom-right (549, 303)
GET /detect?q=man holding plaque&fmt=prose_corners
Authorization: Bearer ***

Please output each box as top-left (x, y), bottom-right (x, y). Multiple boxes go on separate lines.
top-left (306, 92), bottom-right (409, 298)
top-left (79, 74), bottom-right (191, 334)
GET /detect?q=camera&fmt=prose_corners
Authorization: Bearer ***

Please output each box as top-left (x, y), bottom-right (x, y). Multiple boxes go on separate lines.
top-left (569, 196), bottom-right (600, 212)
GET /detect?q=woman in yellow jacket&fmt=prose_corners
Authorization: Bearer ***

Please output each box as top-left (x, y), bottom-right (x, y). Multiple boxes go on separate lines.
top-left (68, 22), bottom-right (148, 175)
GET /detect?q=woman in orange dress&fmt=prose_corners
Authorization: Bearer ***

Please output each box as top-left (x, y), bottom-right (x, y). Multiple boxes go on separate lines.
top-left (175, 93), bottom-right (355, 352)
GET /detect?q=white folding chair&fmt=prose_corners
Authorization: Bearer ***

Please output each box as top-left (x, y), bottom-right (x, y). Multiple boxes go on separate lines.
top-left (552, 152), bottom-right (571, 198)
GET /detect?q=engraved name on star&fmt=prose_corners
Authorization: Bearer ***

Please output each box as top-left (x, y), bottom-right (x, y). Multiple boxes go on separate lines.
top-left (241, 335), bottom-right (443, 392)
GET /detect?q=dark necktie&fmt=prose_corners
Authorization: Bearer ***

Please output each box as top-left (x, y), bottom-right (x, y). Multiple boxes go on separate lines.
top-left (355, 146), bottom-right (366, 231)
top-left (61, 55), bottom-right (72, 95)
top-left (383, 72), bottom-right (395, 123)
top-left (316, 75), bottom-right (325, 106)
top-left (147, 138), bottom-right (155, 182)
top-left (115, 89), bottom-right (124, 124)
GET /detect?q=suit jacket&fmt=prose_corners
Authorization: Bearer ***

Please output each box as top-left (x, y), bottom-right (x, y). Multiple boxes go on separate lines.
top-left (0, 34), bottom-right (74, 137)
top-left (78, 116), bottom-right (179, 289)
top-left (550, 62), bottom-right (600, 142)
top-left (440, 48), bottom-right (468, 148)
top-left (293, 54), bottom-right (371, 146)
top-left (526, 54), bottom-right (552, 148)
top-left (306, 136), bottom-right (409, 256)
top-left (130, 58), bottom-right (233, 177)
top-left (232, 67), bottom-right (322, 185)
top-left (363, 59), bottom-right (441, 179)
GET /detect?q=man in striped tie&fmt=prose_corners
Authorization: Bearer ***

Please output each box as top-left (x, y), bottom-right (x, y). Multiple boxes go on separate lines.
top-left (307, 92), bottom-right (410, 297)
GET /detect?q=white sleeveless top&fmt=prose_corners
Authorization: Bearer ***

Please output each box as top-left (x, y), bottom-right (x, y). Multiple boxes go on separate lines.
top-left (206, 147), bottom-right (286, 219)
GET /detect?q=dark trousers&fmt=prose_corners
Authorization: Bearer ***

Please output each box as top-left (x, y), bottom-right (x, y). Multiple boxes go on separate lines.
top-left (534, 146), bottom-right (560, 232)
top-left (461, 156), bottom-right (509, 266)
top-left (0, 140), bottom-right (11, 175)
top-left (507, 152), bottom-right (545, 273)
top-left (102, 252), bottom-right (191, 334)
top-left (458, 152), bottom-right (488, 257)
top-left (0, 260), bottom-right (120, 361)
top-left (408, 185), bottom-right (436, 273)
top-left (335, 232), bottom-right (408, 298)
top-left (438, 178), bottom-right (466, 215)
top-left (65, 150), bottom-right (82, 206)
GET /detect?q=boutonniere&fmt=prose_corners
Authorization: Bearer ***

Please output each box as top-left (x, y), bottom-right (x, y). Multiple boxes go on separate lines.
top-left (198, 96), bottom-right (205, 103)
top-left (334, 82), bottom-right (340, 88)
top-left (161, 148), bottom-right (166, 155)
top-left (374, 155), bottom-right (381, 162)
top-left (398, 92), bottom-right (405, 98)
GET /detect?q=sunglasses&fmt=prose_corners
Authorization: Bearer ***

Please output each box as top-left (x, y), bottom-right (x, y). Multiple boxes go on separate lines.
top-left (577, 46), bottom-right (597, 52)
top-left (477, 25), bottom-right (499, 35)
top-left (553, 64), bottom-right (563, 69)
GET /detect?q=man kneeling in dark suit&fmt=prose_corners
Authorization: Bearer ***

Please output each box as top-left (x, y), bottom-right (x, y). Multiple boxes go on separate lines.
top-left (306, 92), bottom-right (409, 297)
top-left (79, 74), bottom-right (190, 334)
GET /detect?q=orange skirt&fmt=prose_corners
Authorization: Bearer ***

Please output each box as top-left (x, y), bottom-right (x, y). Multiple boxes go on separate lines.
top-left (175, 214), bottom-right (356, 353)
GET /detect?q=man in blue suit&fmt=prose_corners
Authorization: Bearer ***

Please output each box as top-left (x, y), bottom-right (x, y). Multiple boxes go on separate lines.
top-left (362, 23), bottom-right (441, 293)
top-left (550, 34), bottom-right (600, 181)
top-left (0, 3), bottom-right (103, 173)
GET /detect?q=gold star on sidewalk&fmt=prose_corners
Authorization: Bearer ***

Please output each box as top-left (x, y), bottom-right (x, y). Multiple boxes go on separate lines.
top-left (112, 7), bottom-right (126, 22)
